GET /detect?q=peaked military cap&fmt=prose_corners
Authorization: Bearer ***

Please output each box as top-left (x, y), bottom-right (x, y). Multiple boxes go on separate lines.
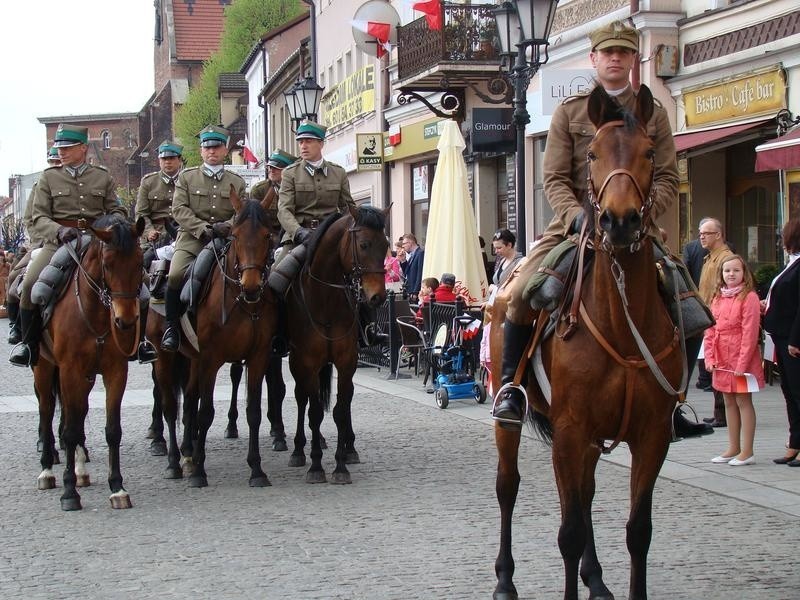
top-left (53, 124), bottom-right (88, 148)
top-left (47, 146), bottom-right (60, 161)
top-left (295, 121), bottom-right (327, 141)
top-left (589, 20), bottom-right (639, 52)
top-left (198, 125), bottom-right (230, 148)
top-left (158, 140), bottom-right (184, 158)
top-left (267, 149), bottom-right (298, 169)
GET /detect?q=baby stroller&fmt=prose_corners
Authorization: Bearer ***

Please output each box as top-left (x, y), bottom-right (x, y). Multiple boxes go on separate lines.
top-left (431, 314), bottom-right (487, 409)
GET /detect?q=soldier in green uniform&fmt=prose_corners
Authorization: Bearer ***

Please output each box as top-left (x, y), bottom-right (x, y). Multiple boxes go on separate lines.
top-left (10, 124), bottom-right (128, 367)
top-left (492, 21), bottom-right (680, 427)
top-left (160, 125), bottom-right (246, 351)
top-left (6, 147), bottom-right (60, 345)
top-left (134, 140), bottom-right (183, 363)
top-left (250, 148), bottom-right (297, 252)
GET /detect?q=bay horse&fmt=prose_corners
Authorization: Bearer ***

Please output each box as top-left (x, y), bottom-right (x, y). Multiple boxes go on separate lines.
top-left (284, 205), bottom-right (388, 483)
top-left (151, 186), bottom-right (278, 487)
top-left (493, 85), bottom-right (685, 600)
top-left (34, 215), bottom-right (145, 511)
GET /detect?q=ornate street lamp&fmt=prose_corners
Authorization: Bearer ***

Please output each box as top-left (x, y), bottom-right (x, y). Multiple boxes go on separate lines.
top-left (493, 0), bottom-right (559, 252)
top-left (284, 76), bottom-right (325, 131)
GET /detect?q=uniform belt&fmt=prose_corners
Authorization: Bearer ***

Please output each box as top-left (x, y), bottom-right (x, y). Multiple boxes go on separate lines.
top-left (54, 218), bottom-right (95, 230)
top-left (301, 218), bottom-right (320, 230)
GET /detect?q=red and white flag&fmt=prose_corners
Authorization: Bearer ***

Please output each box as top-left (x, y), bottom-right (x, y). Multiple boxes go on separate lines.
top-left (717, 369), bottom-right (761, 393)
top-left (412, 0), bottom-right (442, 31)
top-left (352, 20), bottom-right (393, 58)
top-left (241, 136), bottom-right (259, 167)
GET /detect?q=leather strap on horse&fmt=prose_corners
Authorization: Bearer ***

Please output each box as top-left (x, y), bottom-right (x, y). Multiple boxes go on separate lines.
top-left (55, 217), bottom-right (95, 229)
top-left (558, 218), bottom-right (592, 341)
top-left (579, 302), bottom-right (679, 453)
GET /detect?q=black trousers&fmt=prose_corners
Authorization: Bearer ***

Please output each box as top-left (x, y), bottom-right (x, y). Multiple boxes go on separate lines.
top-left (774, 336), bottom-right (800, 449)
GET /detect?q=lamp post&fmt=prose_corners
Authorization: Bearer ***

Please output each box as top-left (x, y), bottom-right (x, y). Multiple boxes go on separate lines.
top-left (283, 75), bottom-right (325, 131)
top-left (493, 0), bottom-right (559, 253)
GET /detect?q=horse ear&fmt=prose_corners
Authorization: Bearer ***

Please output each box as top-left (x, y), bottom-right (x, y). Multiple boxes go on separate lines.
top-left (383, 203), bottom-right (393, 218)
top-left (135, 216), bottom-right (146, 238)
top-left (229, 183), bottom-right (242, 212)
top-left (587, 85), bottom-right (616, 128)
top-left (635, 84), bottom-right (654, 126)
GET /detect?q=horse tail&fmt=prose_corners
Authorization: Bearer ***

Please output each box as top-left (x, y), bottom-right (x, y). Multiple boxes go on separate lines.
top-left (528, 409), bottom-right (553, 447)
top-left (319, 363), bottom-right (333, 412)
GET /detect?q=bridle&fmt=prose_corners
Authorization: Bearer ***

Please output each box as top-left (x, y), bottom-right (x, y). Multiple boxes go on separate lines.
top-left (213, 234), bottom-right (271, 306)
top-left (585, 120), bottom-right (656, 254)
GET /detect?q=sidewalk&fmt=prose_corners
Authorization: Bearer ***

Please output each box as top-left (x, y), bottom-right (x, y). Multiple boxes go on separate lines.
top-left (353, 362), bottom-right (800, 517)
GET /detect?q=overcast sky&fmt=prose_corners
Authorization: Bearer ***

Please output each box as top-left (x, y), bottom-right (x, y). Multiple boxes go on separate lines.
top-left (0, 2), bottom-right (154, 189)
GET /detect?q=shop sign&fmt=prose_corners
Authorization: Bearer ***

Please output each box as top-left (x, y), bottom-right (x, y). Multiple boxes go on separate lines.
top-left (321, 65), bottom-right (375, 129)
top-left (356, 133), bottom-right (383, 171)
top-left (472, 108), bottom-right (515, 153)
top-left (540, 69), bottom-right (595, 115)
top-left (683, 68), bottom-right (786, 127)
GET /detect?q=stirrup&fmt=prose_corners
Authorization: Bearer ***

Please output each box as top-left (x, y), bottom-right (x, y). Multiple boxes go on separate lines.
top-left (491, 382), bottom-right (529, 425)
top-left (9, 343), bottom-right (33, 368)
top-left (137, 340), bottom-right (158, 364)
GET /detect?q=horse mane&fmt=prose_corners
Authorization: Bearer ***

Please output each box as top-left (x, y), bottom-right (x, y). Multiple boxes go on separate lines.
top-left (304, 205), bottom-right (386, 266)
top-left (234, 198), bottom-right (269, 228)
top-left (94, 214), bottom-right (137, 253)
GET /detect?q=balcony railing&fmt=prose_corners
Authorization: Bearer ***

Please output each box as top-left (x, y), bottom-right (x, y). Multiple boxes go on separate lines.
top-left (397, 3), bottom-right (501, 82)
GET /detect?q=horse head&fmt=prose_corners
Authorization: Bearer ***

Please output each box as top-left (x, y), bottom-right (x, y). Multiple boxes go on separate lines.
top-left (229, 183), bottom-right (272, 304)
top-left (586, 84), bottom-right (655, 249)
top-left (90, 215), bottom-right (145, 333)
top-left (342, 205), bottom-right (390, 308)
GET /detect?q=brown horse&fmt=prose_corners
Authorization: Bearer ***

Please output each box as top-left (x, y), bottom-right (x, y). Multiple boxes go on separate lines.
top-left (493, 85), bottom-right (684, 600)
top-left (34, 215), bottom-right (144, 511)
top-left (285, 205), bottom-right (389, 484)
top-left (149, 187), bottom-right (278, 487)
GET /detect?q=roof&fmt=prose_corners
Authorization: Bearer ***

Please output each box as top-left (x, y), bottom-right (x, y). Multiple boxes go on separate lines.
top-left (173, 0), bottom-right (230, 62)
top-left (218, 73), bottom-right (247, 92)
top-left (37, 113), bottom-right (139, 124)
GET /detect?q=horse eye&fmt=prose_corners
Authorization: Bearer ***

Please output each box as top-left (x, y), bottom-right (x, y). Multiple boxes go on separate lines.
top-left (587, 151), bottom-right (597, 161)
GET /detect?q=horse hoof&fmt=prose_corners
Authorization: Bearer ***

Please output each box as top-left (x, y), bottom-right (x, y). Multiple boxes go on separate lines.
top-left (150, 441), bottom-right (167, 456)
top-left (146, 426), bottom-right (156, 440)
top-left (37, 475), bottom-right (56, 490)
top-left (330, 471), bottom-right (352, 485)
top-left (163, 466), bottom-right (183, 480)
top-left (288, 454), bottom-right (306, 467)
top-left (272, 439), bottom-right (288, 452)
top-left (76, 474), bottom-right (91, 488)
top-left (493, 590), bottom-right (519, 600)
top-left (60, 496), bottom-right (82, 511)
top-left (249, 475), bottom-right (272, 488)
top-left (188, 475), bottom-right (208, 488)
top-left (109, 491), bottom-right (133, 509)
top-left (224, 427), bottom-right (238, 439)
top-left (305, 470), bottom-right (326, 484)
top-left (589, 593), bottom-right (615, 600)
top-left (345, 451), bottom-right (360, 465)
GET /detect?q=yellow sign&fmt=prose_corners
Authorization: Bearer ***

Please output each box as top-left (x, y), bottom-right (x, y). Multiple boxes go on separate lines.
top-left (356, 133), bottom-right (383, 171)
top-left (321, 65), bottom-right (375, 129)
top-left (683, 68), bottom-right (786, 127)
top-left (382, 117), bottom-right (443, 162)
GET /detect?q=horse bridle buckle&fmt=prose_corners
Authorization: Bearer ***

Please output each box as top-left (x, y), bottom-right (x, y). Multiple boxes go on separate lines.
top-left (77, 218), bottom-right (88, 230)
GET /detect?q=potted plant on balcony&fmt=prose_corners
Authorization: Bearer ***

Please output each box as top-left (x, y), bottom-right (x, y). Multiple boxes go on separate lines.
top-left (478, 19), bottom-right (497, 59)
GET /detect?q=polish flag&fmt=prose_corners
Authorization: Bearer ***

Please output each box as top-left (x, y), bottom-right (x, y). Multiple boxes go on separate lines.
top-left (717, 369), bottom-right (761, 393)
top-left (241, 136), bottom-right (259, 167)
top-left (352, 20), bottom-right (393, 58)
top-left (412, 0), bottom-right (442, 31)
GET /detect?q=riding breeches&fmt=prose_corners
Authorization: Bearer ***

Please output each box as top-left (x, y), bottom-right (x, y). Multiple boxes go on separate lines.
top-left (19, 245), bottom-right (57, 310)
top-left (166, 234), bottom-right (204, 290)
top-left (504, 233), bottom-right (564, 325)
top-left (6, 251), bottom-right (32, 301)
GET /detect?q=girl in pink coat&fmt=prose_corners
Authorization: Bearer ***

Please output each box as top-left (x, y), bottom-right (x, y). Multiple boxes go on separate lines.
top-left (704, 254), bottom-right (764, 466)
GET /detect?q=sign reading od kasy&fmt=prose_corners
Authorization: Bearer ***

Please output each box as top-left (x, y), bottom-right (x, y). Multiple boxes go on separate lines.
top-left (683, 67), bottom-right (786, 127)
top-left (321, 65), bottom-right (375, 129)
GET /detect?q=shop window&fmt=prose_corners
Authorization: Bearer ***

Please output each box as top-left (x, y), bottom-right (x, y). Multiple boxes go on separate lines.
top-left (411, 160), bottom-right (436, 245)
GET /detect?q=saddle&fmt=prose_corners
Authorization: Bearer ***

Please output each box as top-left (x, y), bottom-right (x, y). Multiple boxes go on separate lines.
top-left (31, 235), bottom-right (93, 327)
top-left (179, 237), bottom-right (229, 314)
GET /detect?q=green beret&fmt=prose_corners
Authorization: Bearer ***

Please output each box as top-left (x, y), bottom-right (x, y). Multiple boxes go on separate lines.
top-left (267, 149), bottom-right (298, 169)
top-left (295, 121), bottom-right (327, 141)
top-left (198, 125), bottom-right (230, 148)
top-left (589, 20), bottom-right (638, 52)
top-left (53, 124), bottom-right (88, 148)
top-left (158, 140), bottom-right (183, 158)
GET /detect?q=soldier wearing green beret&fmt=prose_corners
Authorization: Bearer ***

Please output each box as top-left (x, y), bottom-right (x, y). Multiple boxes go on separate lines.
top-left (136, 140), bottom-right (183, 250)
top-left (10, 124), bottom-right (128, 367)
top-left (250, 148), bottom-right (297, 251)
top-left (6, 147), bottom-right (61, 346)
top-left (492, 20), bottom-right (679, 427)
top-left (160, 125), bottom-right (246, 351)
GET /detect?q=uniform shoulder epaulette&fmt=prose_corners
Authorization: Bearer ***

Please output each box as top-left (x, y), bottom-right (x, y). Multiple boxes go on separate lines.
top-left (141, 171), bottom-right (158, 181)
top-left (226, 170), bottom-right (245, 182)
top-left (325, 160), bottom-right (345, 171)
top-left (44, 165), bottom-right (62, 172)
top-left (561, 91), bottom-right (591, 105)
top-left (283, 161), bottom-right (301, 173)
top-left (91, 164), bottom-right (109, 172)
top-left (183, 166), bottom-right (200, 174)
top-left (653, 97), bottom-right (665, 109)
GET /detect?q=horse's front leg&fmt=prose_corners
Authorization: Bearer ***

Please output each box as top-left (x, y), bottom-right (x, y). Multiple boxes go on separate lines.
top-left (103, 365), bottom-right (132, 509)
top-left (245, 360), bottom-right (270, 487)
top-left (331, 367), bottom-right (355, 484)
top-left (626, 431), bottom-right (670, 600)
top-left (180, 362), bottom-right (199, 476)
top-left (225, 361), bottom-right (243, 438)
top-left (148, 365), bottom-right (167, 456)
top-left (578, 451), bottom-right (612, 600)
top-left (34, 363), bottom-right (58, 489)
top-left (494, 425), bottom-right (522, 600)
top-left (305, 385), bottom-right (326, 484)
top-left (57, 373), bottom-right (92, 511)
top-left (153, 354), bottom-right (182, 479)
top-left (289, 385), bottom-right (308, 468)
top-left (188, 363), bottom-right (218, 488)
top-left (266, 359), bottom-right (287, 451)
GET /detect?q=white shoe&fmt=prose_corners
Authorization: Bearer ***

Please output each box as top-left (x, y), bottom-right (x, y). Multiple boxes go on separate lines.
top-left (711, 455), bottom-right (735, 464)
top-left (728, 456), bottom-right (756, 466)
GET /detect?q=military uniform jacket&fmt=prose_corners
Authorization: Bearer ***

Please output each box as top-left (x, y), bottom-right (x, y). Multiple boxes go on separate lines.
top-left (542, 86), bottom-right (679, 240)
top-left (250, 179), bottom-right (282, 244)
top-left (136, 170), bottom-right (178, 235)
top-left (24, 184), bottom-right (44, 247)
top-left (171, 166), bottom-right (245, 249)
top-left (32, 164), bottom-right (125, 245)
top-left (277, 159), bottom-right (356, 243)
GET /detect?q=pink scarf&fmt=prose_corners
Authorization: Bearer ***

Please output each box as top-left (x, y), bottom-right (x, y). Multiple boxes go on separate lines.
top-left (720, 284), bottom-right (743, 298)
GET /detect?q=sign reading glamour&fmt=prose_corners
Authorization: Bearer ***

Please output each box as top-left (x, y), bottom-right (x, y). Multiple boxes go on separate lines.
top-left (472, 108), bottom-right (515, 153)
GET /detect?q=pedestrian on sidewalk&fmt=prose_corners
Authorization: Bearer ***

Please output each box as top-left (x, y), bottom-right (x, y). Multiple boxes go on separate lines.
top-left (762, 219), bottom-right (800, 466)
top-left (705, 254), bottom-right (764, 466)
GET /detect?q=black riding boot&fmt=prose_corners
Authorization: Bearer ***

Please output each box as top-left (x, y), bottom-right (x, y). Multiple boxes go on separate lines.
top-left (9, 308), bottom-right (41, 367)
top-left (358, 303), bottom-right (388, 348)
top-left (271, 295), bottom-right (289, 357)
top-left (493, 320), bottom-right (533, 430)
top-left (160, 287), bottom-right (182, 352)
top-left (7, 300), bottom-right (21, 345)
top-left (137, 302), bottom-right (157, 364)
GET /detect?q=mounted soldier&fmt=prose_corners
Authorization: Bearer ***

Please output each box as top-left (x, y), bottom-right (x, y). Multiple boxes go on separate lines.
top-left (250, 148), bottom-right (297, 255)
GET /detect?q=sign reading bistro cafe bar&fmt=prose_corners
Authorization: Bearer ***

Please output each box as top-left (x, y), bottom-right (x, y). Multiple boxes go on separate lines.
top-left (683, 67), bottom-right (786, 127)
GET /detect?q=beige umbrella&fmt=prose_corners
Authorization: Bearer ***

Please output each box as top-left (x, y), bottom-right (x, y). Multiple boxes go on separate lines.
top-left (421, 120), bottom-right (489, 303)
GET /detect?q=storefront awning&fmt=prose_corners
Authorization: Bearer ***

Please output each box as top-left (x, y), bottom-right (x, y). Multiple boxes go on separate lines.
top-left (754, 127), bottom-right (800, 172)
top-left (673, 120), bottom-right (769, 153)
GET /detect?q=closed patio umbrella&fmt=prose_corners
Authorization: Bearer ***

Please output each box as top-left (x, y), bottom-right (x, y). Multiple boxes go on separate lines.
top-left (421, 120), bottom-right (488, 303)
